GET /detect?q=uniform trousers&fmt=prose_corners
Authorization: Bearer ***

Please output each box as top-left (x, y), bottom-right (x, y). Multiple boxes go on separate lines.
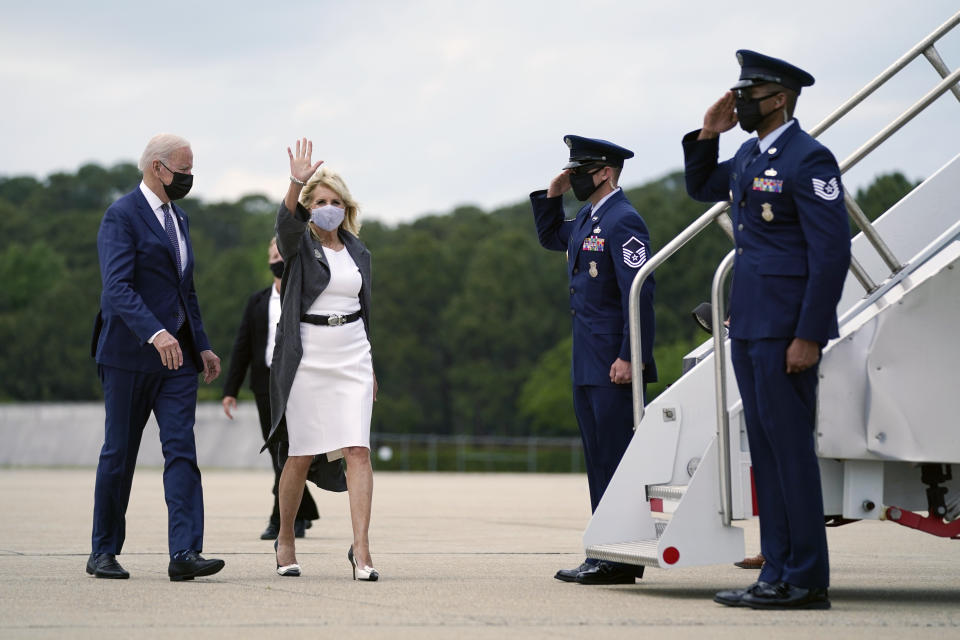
top-left (731, 338), bottom-right (830, 589)
top-left (573, 383), bottom-right (644, 576)
top-left (253, 392), bottom-right (318, 524)
top-left (92, 360), bottom-right (203, 558)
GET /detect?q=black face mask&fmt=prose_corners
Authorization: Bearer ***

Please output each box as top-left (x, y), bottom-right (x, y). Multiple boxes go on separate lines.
top-left (159, 161), bottom-right (194, 200)
top-left (269, 261), bottom-right (284, 279)
top-left (570, 170), bottom-right (603, 201)
top-left (735, 91), bottom-right (780, 133)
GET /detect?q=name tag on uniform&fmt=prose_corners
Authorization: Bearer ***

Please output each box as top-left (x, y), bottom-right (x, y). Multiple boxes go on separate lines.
top-left (753, 177), bottom-right (783, 193)
top-left (582, 236), bottom-right (605, 252)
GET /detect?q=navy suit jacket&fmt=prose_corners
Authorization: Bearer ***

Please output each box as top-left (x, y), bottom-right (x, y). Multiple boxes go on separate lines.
top-left (92, 187), bottom-right (211, 371)
top-left (682, 122), bottom-right (851, 345)
top-left (531, 188), bottom-right (657, 386)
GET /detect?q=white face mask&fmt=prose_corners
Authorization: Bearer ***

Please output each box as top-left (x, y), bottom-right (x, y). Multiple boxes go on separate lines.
top-left (310, 204), bottom-right (345, 231)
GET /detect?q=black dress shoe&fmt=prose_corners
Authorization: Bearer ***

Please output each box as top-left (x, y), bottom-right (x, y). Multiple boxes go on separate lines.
top-left (294, 519), bottom-right (306, 538)
top-left (742, 581), bottom-right (831, 610)
top-left (86, 553), bottom-right (129, 579)
top-left (714, 580), bottom-right (775, 607)
top-left (168, 551), bottom-right (225, 582)
top-left (576, 561), bottom-right (636, 585)
top-left (555, 561), bottom-right (593, 583)
top-left (260, 521), bottom-right (279, 540)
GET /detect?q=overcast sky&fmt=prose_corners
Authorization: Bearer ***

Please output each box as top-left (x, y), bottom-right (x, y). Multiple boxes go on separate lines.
top-left (2, 1), bottom-right (959, 224)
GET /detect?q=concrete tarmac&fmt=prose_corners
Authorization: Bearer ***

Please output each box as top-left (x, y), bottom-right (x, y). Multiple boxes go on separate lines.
top-left (2, 468), bottom-right (960, 639)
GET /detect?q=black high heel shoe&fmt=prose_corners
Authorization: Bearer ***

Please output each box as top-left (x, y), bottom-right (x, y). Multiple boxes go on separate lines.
top-left (275, 539), bottom-right (301, 577)
top-left (348, 545), bottom-right (379, 581)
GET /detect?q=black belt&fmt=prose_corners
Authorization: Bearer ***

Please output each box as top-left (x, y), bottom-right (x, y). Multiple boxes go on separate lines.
top-left (301, 310), bottom-right (362, 326)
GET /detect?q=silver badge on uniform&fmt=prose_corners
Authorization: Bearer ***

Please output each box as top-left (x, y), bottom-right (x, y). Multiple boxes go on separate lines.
top-left (761, 202), bottom-right (774, 222)
top-left (588, 261), bottom-right (599, 278)
top-left (593, 226), bottom-right (601, 234)
top-left (764, 168), bottom-right (778, 177)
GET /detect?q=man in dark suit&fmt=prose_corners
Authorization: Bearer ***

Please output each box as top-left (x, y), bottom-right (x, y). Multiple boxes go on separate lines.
top-left (683, 51), bottom-right (851, 609)
top-left (89, 133), bottom-right (225, 581)
top-left (531, 135), bottom-right (657, 585)
top-left (222, 237), bottom-right (319, 539)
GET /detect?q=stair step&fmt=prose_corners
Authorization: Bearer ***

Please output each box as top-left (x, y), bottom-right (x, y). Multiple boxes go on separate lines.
top-left (654, 518), bottom-right (669, 538)
top-left (586, 539), bottom-right (661, 567)
top-left (648, 484), bottom-right (687, 501)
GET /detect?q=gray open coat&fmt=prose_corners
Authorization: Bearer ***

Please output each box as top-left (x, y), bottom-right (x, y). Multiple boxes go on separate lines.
top-left (263, 201), bottom-right (373, 453)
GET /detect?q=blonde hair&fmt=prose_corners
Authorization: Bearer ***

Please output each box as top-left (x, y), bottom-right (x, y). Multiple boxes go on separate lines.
top-left (298, 165), bottom-right (361, 237)
top-left (139, 133), bottom-right (191, 172)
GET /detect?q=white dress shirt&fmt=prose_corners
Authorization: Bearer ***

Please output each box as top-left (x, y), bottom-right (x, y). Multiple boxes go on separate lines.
top-left (266, 283), bottom-right (281, 368)
top-left (139, 181), bottom-right (188, 274)
top-left (591, 186), bottom-right (622, 214)
top-left (139, 181), bottom-right (189, 344)
top-left (758, 119), bottom-right (797, 153)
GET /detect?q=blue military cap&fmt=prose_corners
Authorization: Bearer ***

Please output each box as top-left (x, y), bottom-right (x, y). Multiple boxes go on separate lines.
top-left (732, 50), bottom-right (815, 93)
top-left (562, 135), bottom-right (634, 169)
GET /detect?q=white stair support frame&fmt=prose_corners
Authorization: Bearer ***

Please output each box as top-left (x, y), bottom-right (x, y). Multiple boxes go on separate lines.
top-left (656, 437), bottom-right (744, 568)
top-left (841, 460), bottom-right (885, 520)
top-left (587, 13), bottom-right (960, 571)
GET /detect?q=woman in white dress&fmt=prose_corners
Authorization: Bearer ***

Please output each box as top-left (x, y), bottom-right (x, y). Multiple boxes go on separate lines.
top-left (264, 138), bottom-right (378, 580)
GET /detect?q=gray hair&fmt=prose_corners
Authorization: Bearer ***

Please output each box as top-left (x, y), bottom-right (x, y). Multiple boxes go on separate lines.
top-left (138, 133), bottom-right (191, 172)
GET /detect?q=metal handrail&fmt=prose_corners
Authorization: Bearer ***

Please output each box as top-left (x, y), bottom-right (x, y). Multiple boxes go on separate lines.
top-left (626, 11), bottom-right (960, 429)
top-left (710, 251), bottom-right (736, 525)
top-left (628, 201), bottom-right (728, 428)
top-left (809, 10), bottom-right (960, 137)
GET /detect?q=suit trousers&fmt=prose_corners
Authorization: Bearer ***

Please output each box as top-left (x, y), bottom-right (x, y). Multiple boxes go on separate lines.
top-left (92, 361), bottom-right (203, 558)
top-left (731, 338), bottom-right (830, 589)
top-left (573, 384), bottom-right (637, 512)
top-left (573, 383), bottom-right (644, 577)
top-left (253, 393), bottom-right (318, 524)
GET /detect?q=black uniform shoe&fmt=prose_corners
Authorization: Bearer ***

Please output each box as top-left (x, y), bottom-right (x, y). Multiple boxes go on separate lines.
top-left (742, 581), bottom-right (831, 610)
top-left (575, 561), bottom-right (637, 585)
top-left (168, 551), bottom-right (225, 582)
top-left (294, 519), bottom-right (306, 538)
top-left (86, 553), bottom-right (129, 579)
top-left (555, 561), bottom-right (593, 582)
top-left (260, 521), bottom-right (280, 540)
top-left (714, 580), bottom-right (775, 607)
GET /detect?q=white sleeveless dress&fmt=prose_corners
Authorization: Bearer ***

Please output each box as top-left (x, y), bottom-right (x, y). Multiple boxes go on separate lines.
top-left (285, 247), bottom-right (373, 459)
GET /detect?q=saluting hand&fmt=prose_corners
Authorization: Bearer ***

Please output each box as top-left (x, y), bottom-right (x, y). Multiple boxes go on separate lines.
top-left (699, 91), bottom-right (738, 139)
top-left (288, 137), bottom-right (324, 184)
top-left (547, 170), bottom-right (572, 198)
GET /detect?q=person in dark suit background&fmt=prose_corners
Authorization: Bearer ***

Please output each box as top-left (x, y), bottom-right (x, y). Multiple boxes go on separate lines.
top-left (683, 51), bottom-right (851, 610)
top-left (89, 133), bottom-right (225, 581)
top-left (531, 135), bottom-right (657, 585)
top-left (222, 237), bottom-right (319, 540)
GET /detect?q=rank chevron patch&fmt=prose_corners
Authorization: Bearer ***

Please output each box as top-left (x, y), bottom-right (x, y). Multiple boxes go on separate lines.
top-left (812, 177), bottom-right (840, 201)
top-left (622, 236), bottom-right (646, 268)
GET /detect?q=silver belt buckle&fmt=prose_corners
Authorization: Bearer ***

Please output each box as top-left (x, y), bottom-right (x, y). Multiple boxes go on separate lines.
top-left (327, 313), bottom-right (345, 326)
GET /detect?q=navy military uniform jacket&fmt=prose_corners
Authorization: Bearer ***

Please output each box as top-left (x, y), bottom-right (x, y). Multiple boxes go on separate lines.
top-left (530, 188), bottom-right (657, 385)
top-left (682, 122), bottom-right (850, 345)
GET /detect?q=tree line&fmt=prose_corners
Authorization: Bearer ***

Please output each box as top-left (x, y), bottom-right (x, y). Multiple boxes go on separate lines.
top-left (0, 164), bottom-right (917, 437)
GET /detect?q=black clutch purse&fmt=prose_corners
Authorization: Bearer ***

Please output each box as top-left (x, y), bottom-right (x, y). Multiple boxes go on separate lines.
top-left (306, 453), bottom-right (347, 492)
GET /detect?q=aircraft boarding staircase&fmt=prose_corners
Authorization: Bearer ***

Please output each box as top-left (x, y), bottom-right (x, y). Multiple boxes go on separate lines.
top-left (583, 11), bottom-right (960, 570)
